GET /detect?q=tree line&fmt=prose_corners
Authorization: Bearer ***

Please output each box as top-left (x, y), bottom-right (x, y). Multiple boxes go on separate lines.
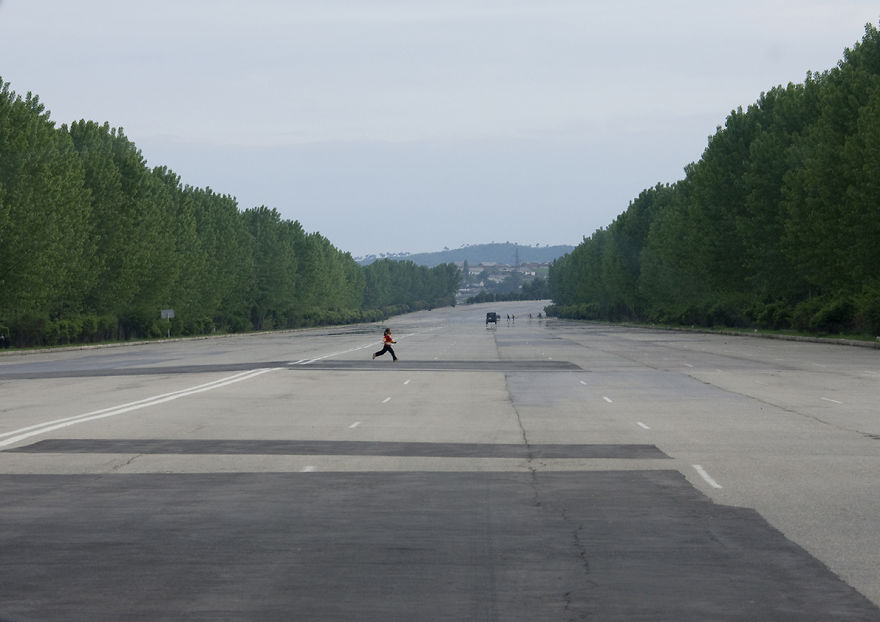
top-left (466, 276), bottom-right (550, 304)
top-left (0, 81), bottom-right (460, 347)
top-left (548, 23), bottom-right (880, 337)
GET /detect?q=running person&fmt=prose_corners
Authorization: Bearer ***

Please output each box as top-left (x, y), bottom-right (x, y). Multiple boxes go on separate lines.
top-left (372, 328), bottom-right (398, 361)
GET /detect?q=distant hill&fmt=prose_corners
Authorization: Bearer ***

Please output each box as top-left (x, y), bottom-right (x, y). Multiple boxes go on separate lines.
top-left (357, 242), bottom-right (574, 267)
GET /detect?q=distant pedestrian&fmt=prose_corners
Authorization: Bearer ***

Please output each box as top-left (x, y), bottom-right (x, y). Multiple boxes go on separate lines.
top-left (372, 328), bottom-right (398, 362)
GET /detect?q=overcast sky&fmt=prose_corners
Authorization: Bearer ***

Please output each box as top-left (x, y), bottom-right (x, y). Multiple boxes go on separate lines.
top-left (1, 1), bottom-right (877, 257)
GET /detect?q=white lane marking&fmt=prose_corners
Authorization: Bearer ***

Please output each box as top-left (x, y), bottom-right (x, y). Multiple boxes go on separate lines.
top-left (301, 466), bottom-right (316, 472)
top-left (821, 397), bottom-right (842, 404)
top-left (579, 380), bottom-right (588, 385)
top-left (349, 421), bottom-right (362, 429)
top-left (290, 342), bottom-right (375, 365)
top-left (602, 396), bottom-right (613, 403)
top-left (637, 422), bottom-right (651, 430)
top-left (382, 397), bottom-right (392, 404)
top-left (0, 368), bottom-right (277, 448)
top-left (403, 379), bottom-right (411, 385)
top-left (290, 333), bottom-right (419, 366)
top-left (693, 465), bottom-right (723, 489)
top-left (684, 363), bottom-right (694, 368)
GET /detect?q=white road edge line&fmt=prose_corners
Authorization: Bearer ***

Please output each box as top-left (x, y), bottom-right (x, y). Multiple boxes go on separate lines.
top-left (693, 464), bottom-right (723, 489)
top-left (0, 368), bottom-right (277, 448)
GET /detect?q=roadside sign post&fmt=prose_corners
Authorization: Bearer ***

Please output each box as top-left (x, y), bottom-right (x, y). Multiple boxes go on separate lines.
top-left (160, 309), bottom-right (175, 338)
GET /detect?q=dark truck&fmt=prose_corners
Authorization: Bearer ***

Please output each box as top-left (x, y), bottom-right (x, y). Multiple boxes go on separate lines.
top-left (485, 312), bottom-right (499, 325)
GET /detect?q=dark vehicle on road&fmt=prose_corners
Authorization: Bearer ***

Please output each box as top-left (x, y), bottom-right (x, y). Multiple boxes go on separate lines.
top-left (486, 312), bottom-right (498, 325)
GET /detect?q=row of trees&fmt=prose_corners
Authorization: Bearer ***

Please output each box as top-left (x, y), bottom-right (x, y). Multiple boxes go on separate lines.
top-left (549, 23), bottom-right (880, 336)
top-left (466, 277), bottom-right (550, 303)
top-left (0, 80), bottom-right (460, 347)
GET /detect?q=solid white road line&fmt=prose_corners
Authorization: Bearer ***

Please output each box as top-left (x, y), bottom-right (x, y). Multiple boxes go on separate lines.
top-left (0, 368), bottom-right (277, 448)
top-left (290, 342), bottom-right (376, 365)
top-left (290, 333), bottom-right (419, 366)
top-left (693, 464), bottom-right (723, 489)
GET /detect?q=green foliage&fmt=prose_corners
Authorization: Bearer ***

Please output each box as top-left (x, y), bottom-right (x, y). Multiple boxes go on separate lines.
top-left (362, 259), bottom-right (461, 312)
top-left (853, 288), bottom-right (880, 335)
top-left (0, 81), bottom-right (94, 321)
top-left (0, 78), bottom-right (461, 347)
top-left (466, 276), bottom-right (549, 304)
top-left (548, 22), bottom-right (880, 337)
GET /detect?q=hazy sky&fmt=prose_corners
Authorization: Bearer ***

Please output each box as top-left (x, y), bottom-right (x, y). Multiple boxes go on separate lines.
top-left (1, 1), bottom-right (877, 257)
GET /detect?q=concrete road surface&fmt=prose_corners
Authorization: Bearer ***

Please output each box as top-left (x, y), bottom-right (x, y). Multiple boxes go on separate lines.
top-left (1, 302), bottom-right (879, 621)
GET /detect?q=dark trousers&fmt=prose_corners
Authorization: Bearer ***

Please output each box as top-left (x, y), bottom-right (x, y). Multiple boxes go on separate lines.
top-left (374, 344), bottom-right (397, 360)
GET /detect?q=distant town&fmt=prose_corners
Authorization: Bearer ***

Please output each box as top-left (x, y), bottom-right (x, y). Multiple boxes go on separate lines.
top-left (355, 242), bottom-right (572, 304)
top-left (455, 260), bottom-right (550, 303)
top-left (355, 241), bottom-right (574, 269)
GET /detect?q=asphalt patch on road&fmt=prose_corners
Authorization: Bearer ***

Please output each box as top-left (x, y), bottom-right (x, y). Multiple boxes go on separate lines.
top-left (293, 360), bottom-right (583, 372)
top-left (0, 359), bottom-right (581, 379)
top-left (8, 439), bottom-right (669, 460)
top-left (1, 470), bottom-right (877, 621)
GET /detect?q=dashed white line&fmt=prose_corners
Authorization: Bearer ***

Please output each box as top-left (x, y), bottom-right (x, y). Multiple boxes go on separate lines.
top-left (349, 421), bottom-right (362, 429)
top-left (820, 397), bottom-right (842, 404)
top-left (636, 422), bottom-right (651, 430)
top-left (602, 396), bottom-right (613, 404)
top-left (684, 363), bottom-right (694, 368)
top-left (301, 466), bottom-right (316, 472)
top-left (579, 380), bottom-right (588, 386)
top-left (382, 397), bottom-right (392, 404)
top-left (403, 379), bottom-right (411, 385)
top-left (693, 465), bottom-right (723, 489)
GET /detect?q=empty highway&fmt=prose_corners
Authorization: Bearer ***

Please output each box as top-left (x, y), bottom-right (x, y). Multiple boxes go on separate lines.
top-left (1, 301), bottom-right (879, 621)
